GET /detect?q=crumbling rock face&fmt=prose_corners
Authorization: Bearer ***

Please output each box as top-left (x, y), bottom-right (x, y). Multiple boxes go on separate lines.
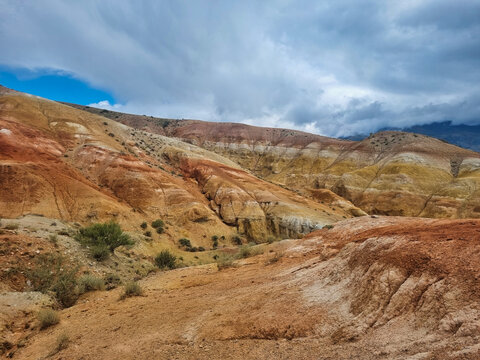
top-left (301, 216), bottom-right (480, 349)
top-left (181, 158), bottom-right (357, 241)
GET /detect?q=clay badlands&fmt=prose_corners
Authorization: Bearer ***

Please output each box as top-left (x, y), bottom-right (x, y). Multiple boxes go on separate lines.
top-left (1, 85), bottom-right (480, 359)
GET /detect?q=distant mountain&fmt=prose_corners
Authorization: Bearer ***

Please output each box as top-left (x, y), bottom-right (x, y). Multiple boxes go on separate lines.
top-left (345, 121), bottom-right (480, 152)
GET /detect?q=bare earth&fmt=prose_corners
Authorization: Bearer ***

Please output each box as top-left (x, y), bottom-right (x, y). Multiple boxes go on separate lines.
top-left (12, 216), bottom-right (480, 360)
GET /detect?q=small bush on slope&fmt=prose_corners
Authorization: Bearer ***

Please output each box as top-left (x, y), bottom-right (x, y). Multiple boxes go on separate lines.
top-left (53, 333), bottom-right (70, 354)
top-left (120, 281), bottom-right (143, 299)
top-left (155, 250), bottom-right (177, 270)
top-left (77, 274), bottom-right (105, 294)
top-left (75, 222), bottom-right (133, 260)
top-left (38, 309), bottom-right (60, 329)
top-left (178, 238), bottom-right (192, 249)
top-left (27, 253), bottom-right (79, 308)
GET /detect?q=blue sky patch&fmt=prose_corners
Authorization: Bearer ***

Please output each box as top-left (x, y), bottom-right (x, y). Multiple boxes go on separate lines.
top-left (0, 66), bottom-right (115, 105)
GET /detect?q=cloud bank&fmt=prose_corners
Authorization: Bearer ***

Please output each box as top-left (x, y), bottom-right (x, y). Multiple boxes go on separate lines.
top-left (0, 0), bottom-right (479, 136)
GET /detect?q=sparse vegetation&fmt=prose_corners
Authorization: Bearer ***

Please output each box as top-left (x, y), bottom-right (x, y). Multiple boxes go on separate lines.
top-left (90, 244), bottom-right (110, 261)
top-left (179, 238), bottom-right (192, 249)
top-left (238, 245), bottom-right (252, 258)
top-left (120, 281), bottom-right (143, 299)
top-left (265, 251), bottom-right (284, 265)
top-left (151, 219), bottom-right (164, 233)
top-left (140, 222), bottom-right (148, 229)
top-left (144, 231), bottom-right (152, 238)
top-left (238, 245), bottom-right (264, 259)
top-left (75, 222), bottom-right (133, 260)
top-left (266, 236), bottom-right (276, 244)
top-left (77, 274), bottom-right (105, 294)
top-left (155, 250), bottom-right (177, 270)
top-left (231, 234), bottom-right (243, 245)
top-left (216, 254), bottom-right (237, 270)
top-left (323, 224), bottom-right (334, 230)
top-left (104, 273), bottom-right (121, 290)
top-left (211, 235), bottom-right (219, 249)
top-left (38, 309), bottom-right (60, 329)
top-left (51, 269), bottom-right (80, 308)
top-left (3, 223), bottom-right (19, 230)
top-left (49, 234), bottom-right (58, 245)
top-left (54, 333), bottom-right (70, 353)
top-left (26, 253), bottom-right (79, 308)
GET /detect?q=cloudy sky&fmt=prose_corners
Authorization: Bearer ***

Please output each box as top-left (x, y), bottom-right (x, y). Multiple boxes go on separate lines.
top-left (1, 0), bottom-right (479, 137)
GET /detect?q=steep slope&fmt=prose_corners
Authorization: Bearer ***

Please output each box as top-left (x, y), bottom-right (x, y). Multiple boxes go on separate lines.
top-left (73, 105), bottom-right (480, 219)
top-left (0, 86), bottom-right (363, 244)
top-left (13, 216), bottom-right (480, 360)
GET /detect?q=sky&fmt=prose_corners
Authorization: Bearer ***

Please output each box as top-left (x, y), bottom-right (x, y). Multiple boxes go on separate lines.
top-left (0, 0), bottom-right (479, 137)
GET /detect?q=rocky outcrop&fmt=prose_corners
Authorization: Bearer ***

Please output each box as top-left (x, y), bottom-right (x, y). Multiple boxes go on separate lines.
top-left (300, 216), bottom-right (480, 348)
top-left (181, 158), bottom-right (361, 241)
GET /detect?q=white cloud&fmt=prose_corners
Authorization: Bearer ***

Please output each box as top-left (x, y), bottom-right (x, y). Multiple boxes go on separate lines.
top-left (87, 100), bottom-right (122, 111)
top-left (0, 0), bottom-right (479, 136)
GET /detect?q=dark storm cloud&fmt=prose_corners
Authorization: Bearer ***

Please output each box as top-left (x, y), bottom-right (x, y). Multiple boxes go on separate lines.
top-left (0, 0), bottom-right (479, 136)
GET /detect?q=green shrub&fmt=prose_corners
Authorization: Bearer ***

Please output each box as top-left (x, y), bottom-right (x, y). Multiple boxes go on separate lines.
top-left (212, 235), bottom-right (219, 249)
top-left (140, 222), bottom-right (148, 229)
top-left (151, 219), bottom-right (164, 229)
top-left (156, 227), bottom-right (164, 234)
top-left (90, 244), bottom-right (110, 261)
top-left (120, 282), bottom-right (142, 299)
top-left (38, 309), bottom-right (60, 329)
top-left (51, 271), bottom-right (79, 308)
top-left (231, 235), bottom-right (242, 245)
top-left (75, 222), bottom-right (133, 260)
top-left (323, 224), bottom-right (334, 230)
top-left (155, 250), bottom-right (176, 270)
top-left (27, 253), bottom-right (63, 293)
top-left (27, 253), bottom-right (79, 307)
top-left (178, 238), bottom-right (192, 249)
top-left (77, 275), bottom-right (105, 294)
top-left (104, 273), bottom-right (121, 290)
